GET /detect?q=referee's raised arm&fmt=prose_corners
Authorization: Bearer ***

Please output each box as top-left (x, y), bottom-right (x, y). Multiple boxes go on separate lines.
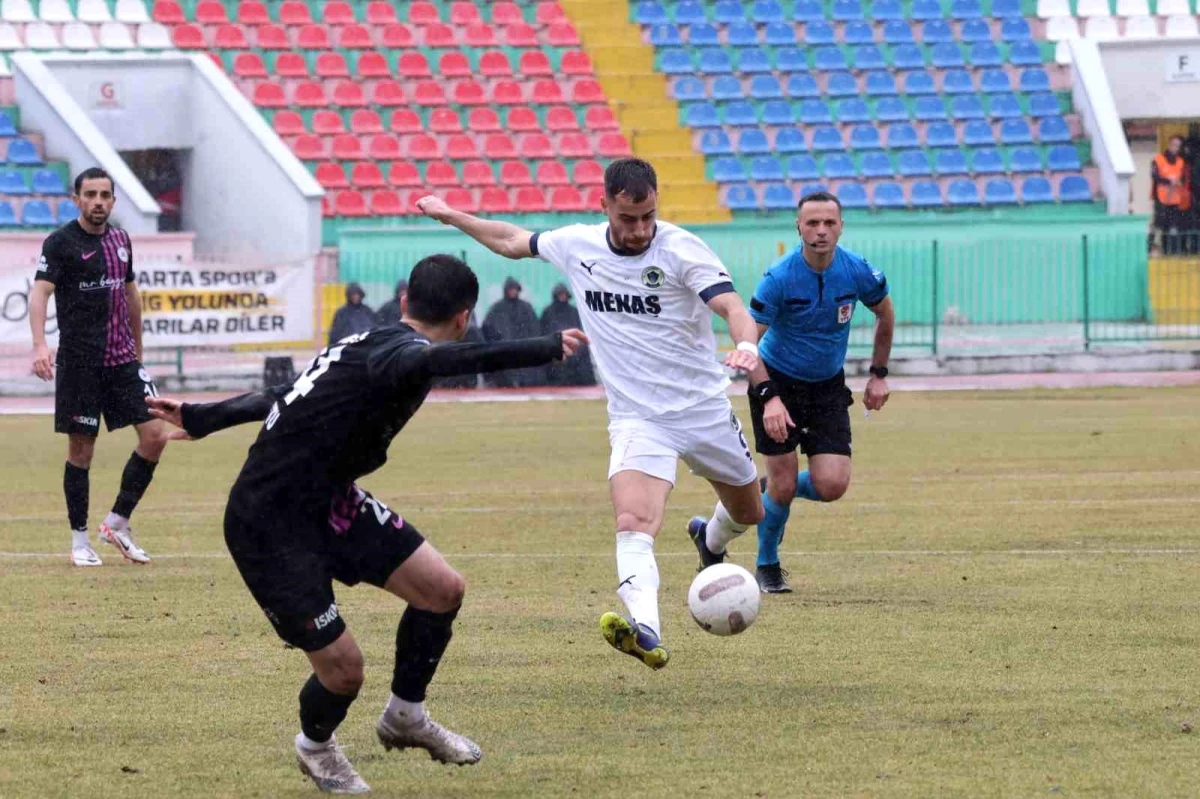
top-left (416, 195), bottom-right (535, 260)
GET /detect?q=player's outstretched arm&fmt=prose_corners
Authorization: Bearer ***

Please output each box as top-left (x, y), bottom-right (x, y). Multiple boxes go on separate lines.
top-left (416, 195), bottom-right (535, 259)
top-left (707, 292), bottom-right (761, 374)
top-left (370, 330), bottom-right (588, 386)
top-left (146, 386), bottom-right (289, 440)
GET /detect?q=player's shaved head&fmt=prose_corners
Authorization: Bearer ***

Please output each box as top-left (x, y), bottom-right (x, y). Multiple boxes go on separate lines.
top-left (404, 254), bottom-right (479, 325)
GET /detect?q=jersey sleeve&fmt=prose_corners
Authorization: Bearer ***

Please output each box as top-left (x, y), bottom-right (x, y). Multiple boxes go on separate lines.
top-left (676, 233), bottom-right (735, 302)
top-left (749, 271), bottom-right (782, 326)
top-left (367, 334), bottom-right (563, 390)
top-left (528, 225), bottom-right (580, 273)
top-left (179, 386), bottom-right (289, 439)
top-left (35, 234), bottom-right (65, 285)
top-left (855, 259), bottom-right (889, 307)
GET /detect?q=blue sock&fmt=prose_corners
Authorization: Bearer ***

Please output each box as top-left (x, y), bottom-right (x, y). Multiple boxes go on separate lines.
top-left (757, 492), bottom-right (791, 568)
top-left (795, 470), bottom-right (822, 502)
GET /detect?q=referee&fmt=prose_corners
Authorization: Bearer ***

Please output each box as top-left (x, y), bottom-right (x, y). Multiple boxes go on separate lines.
top-left (28, 167), bottom-right (168, 567)
top-left (745, 192), bottom-right (895, 593)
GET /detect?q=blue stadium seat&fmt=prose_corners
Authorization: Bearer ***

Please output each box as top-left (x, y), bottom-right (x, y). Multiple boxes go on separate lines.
top-left (904, 70), bottom-right (936, 94)
top-left (951, 0), bottom-right (984, 19)
top-left (837, 183), bottom-right (869, 208)
top-left (714, 0), bottom-right (747, 23)
top-left (849, 125), bottom-right (883, 149)
top-left (737, 129), bottom-right (771, 154)
top-left (960, 19), bottom-right (991, 41)
top-left (947, 179), bottom-right (981, 205)
top-left (1001, 18), bottom-right (1032, 40)
top-left (832, 0), bottom-right (864, 20)
top-left (750, 156), bottom-right (785, 181)
top-left (752, 0), bottom-right (786, 23)
top-left (992, 0), bottom-right (1022, 17)
top-left (32, 169), bottom-right (66, 195)
top-left (1058, 175), bottom-right (1092, 202)
top-left (1019, 68), bottom-right (1051, 93)
top-left (910, 180), bottom-right (943, 207)
top-left (659, 49), bottom-right (694, 74)
top-left (911, 0), bottom-right (944, 19)
top-left (764, 183), bottom-right (797, 209)
top-left (874, 182), bottom-right (907, 207)
top-left (883, 21), bottom-right (914, 44)
top-left (926, 121), bottom-right (959, 147)
top-left (985, 178), bottom-right (1018, 205)
top-left (875, 97), bottom-right (910, 121)
top-left (914, 96), bottom-right (948, 120)
top-left (969, 42), bottom-right (1003, 67)
top-left (672, 77), bottom-right (705, 101)
top-left (673, 1), bottom-right (706, 24)
top-left (811, 126), bottom-right (844, 152)
top-left (57, 199), bottom-right (78, 224)
top-left (1038, 116), bottom-right (1071, 143)
top-left (738, 48), bottom-right (773, 73)
top-left (0, 168), bottom-right (28, 194)
top-left (1021, 176), bottom-right (1054, 203)
top-left (712, 76), bottom-right (744, 100)
top-left (999, 119), bottom-right (1033, 144)
top-left (963, 120), bottom-right (996, 145)
top-left (823, 153), bottom-right (857, 178)
top-left (786, 73), bottom-right (820, 97)
top-left (1047, 145), bottom-right (1081, 171)
top-left (765, 22), bottom-right (796, 45)
top-left (792, 0), bottom-right (825, 21)
top-left (897, 149), bottom-right (933, 176)
top-left (6, 139), bottom-right (41, 166)
top-left (972, 148), bottom-right (1005, 174)
top-left (0, 201), bottom-right (17, 226)
top-left (886, 123), bottom-right (920, 148)
top-left (951, 95), bottom-right (985, 120)
top-left (845, 21), bottom-right (875, 44)
top-left (635, 2), bottom-right (669, 25)
top-left (814, 47), bottom-right (848, 71)
top-left (22, 200), bottom-right (55, 226)
top-left (800, 183), bottom-right (831, 198)
top-left (942, 69), bottom-right (974, 94)
top-left (1029, 93), bottom-right (1060, 118)
top-left (935, 149), bottom-right (969, 175)
top-left (923, 20), bottom-right (955, 43)
top-left (892, 45), bottom-right (926, 70)
top-left (762, 100), bottom-right (795, 123)
top-left (728, 23), bottom-right (760, 47)
top-left (989, 93), bottom-right (1022, 118)
top-left (649, 24), bottom-right (683, 46)
top-left (805, 23), bottom-right (836, 46)
top-left (931, 43), bottom-right (964, 68)
top-left (866, 71), bottom-right (898, 96)
top-left (691, 24), bottom-right (722, 47)
top-left (777, 49), bottom-right (808, 72)
top-left (861, 151), bottom-right (894, 178)
top-left (725, 101), bottom-right (760, 126)
top-left (700, 130), bottom-right (734, 155)
top-left (853, 46), bottom-right (887, 71)
top-left (1009, 147), bottom-right (1043, 172)
top-left (0, 110), bottom-right (16, 137)
top-left (712, 157), bottom-right (748, 182)
top-left (827, 71), bottom-right (859, 97)
top-left (726, 184), bottom-right (759, 210)
top-left (787, 155), bottom-right (820, 179)
top-left (685, 103), bottom-right (720, 127)
top-left (1009, 41), bottom-right (1042, 66)
top-left (873, 0), bottom-right (906, 19)
top-left (751, 75), bottom-right (784, 99)
top-left (838, 99), bottom-right (872, 122)
top-left (980, 69), bottom-right (1012, 93)
top-left (800, 99), bottom-right (834, 124)
top-left (777, 128), bottom-right (808, 152)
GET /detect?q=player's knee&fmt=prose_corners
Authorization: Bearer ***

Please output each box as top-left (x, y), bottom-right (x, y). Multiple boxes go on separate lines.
top-left (811, 474), bottom-right (849, 502)
top-left (767, 473), bottom-right (797, 502)
top-left (730, 498), bottom-right (764, 526)
top-left (615, 511), bottom-right (656, 535)
top-left (327, 648), bottom-right (365, 694)
top-left (68, 438), bottom-right (94, 468)
top-left (430, 569), bottom-right (466, 613)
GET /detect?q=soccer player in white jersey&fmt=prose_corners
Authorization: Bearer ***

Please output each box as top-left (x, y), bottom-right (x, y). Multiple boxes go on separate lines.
top-left (417, 158), bottom-right (764, 670)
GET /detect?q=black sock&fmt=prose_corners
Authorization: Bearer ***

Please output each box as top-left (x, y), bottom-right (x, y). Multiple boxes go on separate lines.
top-left (298, 674), bottom-right (358, 744)
top-left (64, 462), bottom-right (89, 531)
top-left (392, 605), bottom-right (460, 702)
top-left (112, 451), bottom-right (158, 519)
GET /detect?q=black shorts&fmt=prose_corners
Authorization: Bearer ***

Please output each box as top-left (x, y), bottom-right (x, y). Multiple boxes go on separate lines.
top-left (748, 366), bottom-right (853, 458)
top-left (54, 359), bottom-right (157, 436)
top-left (224, 484), bottom-right (426, 652)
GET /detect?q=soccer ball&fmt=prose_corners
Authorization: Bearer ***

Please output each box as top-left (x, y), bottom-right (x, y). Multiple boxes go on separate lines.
top-left (687, 563), bottom-right (761, 636)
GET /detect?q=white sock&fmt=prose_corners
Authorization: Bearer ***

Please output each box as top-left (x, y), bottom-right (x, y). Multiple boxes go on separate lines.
top-left (71, 528), bottom-right (89, 549)
top-left (384, 693), bottom-right (426, 724)
top-left (297, 732), bottom-right (333, 752)
top-left (104, 512), bottom-right (128, 531)
top-left (615, 531), bottom-right (660, 638)
top-left (705, 502), bottom-right (746, 555)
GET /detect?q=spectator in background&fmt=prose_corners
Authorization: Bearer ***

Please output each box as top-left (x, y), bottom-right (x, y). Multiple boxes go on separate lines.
top-left (540, 283), bottom-right (596, 386)
top-left (1152, 136), bottom-right (1190, 255)
top-left (375, 279), bottom-right (408, 327)
top-left (328, 282), bottom-right (377, 345)
top-left (482, 277), bottom-right (544, 387)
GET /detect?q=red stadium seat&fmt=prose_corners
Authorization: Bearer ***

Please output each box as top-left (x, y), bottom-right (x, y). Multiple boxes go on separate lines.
top-left (253, 81), bottom-right (287, 107)
top-left (503, 22), bottom-right (538, 47)
top-left (355, 52), bottom-right (390, 78)
top-left (297, 25), bottom-right (330, 49)
top-left (561, 51), bottom-right (593, 76)
top-left (515, 186), bottom-right (549, 212)
top-left (293, 81), bottom-right (328, 108)
top-left (536, 1), bottom-right (565, 25)
top-left (449, 1), bottom-right (481, 25)
top-left (478, 50), bottom-right (513, 77)
top-left (491, 2), bottom-right (523, 26)
top-left (331, 134), bottom-right (363, 159)
top-left (439, 52), bottom-right (471, 78)
top-left (505, 106), bottom-right (541, 133)
top-left (273, 51), bottom-right (308, 76)
top-left (398, 52), bottom-right (431, 78)
top-left (332, 81), bottom-right (366, 107)
top-left (172, 24), bottom-right (205, 49)
top-left (558, 133), bottom-right (593, 158)
top-left (583, 106), bottom-right (618, 131)
top-left (441, 188), bottom-right (478, 213)
top-left (234, 55), bottom-right (268, 81)
top-left (531, 80), bottom-right (564, 105)
top-left (573, 159), bottom-right (605, 185)
top-left (336, 190), bottom-right (369, 217)
top-left (453, 80), bottom-right (486, 106)
top-left (256, 24), bottom-right (289, 49)
top-left (152, 1), bottom-right (185, 23)
top-left (388, 161), bottom-right (422, 187)
top-left (535, 161), bottom-right (570, 186)
top-left (547, 23), bottom-right (580, 47)
top-left (518, 134), bottom-right (554, 159)
top-left (445, 135), bottom-right (478, 160)
top-left (370, 80), bottom-right (406, 107)
top-left (484, 134), bottom-right (518, 160)
top-left (428, 108), bottom-right (463, 134)
top-left (425, 161), bottom-right (458, 187)
top-left (322, 1), bottom-right (355, 24)
top-left (208, 52), bottom-right (226, 70)
top-left (412, 81), bottom-right (447, 106)
top-left (388, 109), bottom-right (422, 135)
top-left (292, 134), bottom-right (327, 159)
top-left (479, 187), bottom-right (512, 213)
top-left (315, 52), bottom-right (349, 78)
top-left (546, 106), bottom-right (580, 132)
top-left (571, 79), bottom-right (606, 105)
top-left (279, 1), bottom-right (312, 25)
top-left (596, 133), bottom-right (632, 157)
top-left (518, 50), bottom-right (552, 77)
top-left (214, 25), bottom-right (248, 49)
top-left (272, 110), bottom-right (306, 135)
top-left (196, 0), bottom-right (229, 23)
top-left (461, 160), bottom-right (496, 186)
top-left (237, 1), bottom-right (269, 24)
top-left (408, 1), bottom-right (439, 24)
top-left (467, 108), bottom-right (501, 133)
top-left (499, 159), bottom-right (532, 185)
top-left (463, 22), bottom-right (498, 46)
top-left (491, 81), bottom-right (524, 105)
top-left (311, 109), bottom-right (345, 135)
top-left (369, 190), bottom-right (403, 215)
top-left (366, 134), bottom-right (401, 160)
top-left (550, 186), bottom-right (586, 212)
top-left (350, 162), bottom-right (385, 188)
top-left (314, 161), bottom-right (348, 188)
top-left (380, 23), bottom-right (414, 47)
top-left (406, 134), bottom-right (441, 160)
top-left (584, 185), bottom-right (605, 208)
top-left (423, 23), bottom-right (456, 47)
top-left (349, 109), bottom-right (383, 134)
top-left (365, 1), bottom-right (396, 24)
top-left (337, 24), bottom-right (373, 49)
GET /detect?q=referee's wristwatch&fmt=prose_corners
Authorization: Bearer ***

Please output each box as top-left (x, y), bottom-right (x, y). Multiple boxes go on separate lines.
top-left (752, 379), bottom-right (780, 403)
top-left (869, 365), bottom-right (889, 379)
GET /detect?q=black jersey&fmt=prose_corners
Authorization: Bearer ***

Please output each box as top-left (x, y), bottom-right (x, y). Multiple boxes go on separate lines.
top-left (180, 324), bottom-right (563, 520)
top-left (35, 221), bottom-right (136, 366)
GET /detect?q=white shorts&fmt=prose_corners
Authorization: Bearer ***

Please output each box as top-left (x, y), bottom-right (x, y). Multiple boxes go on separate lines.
top-left (607, 394), bottom-right (759, 487)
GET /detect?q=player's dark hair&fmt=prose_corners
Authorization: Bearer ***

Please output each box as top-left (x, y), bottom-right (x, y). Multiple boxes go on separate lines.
top-left (797, 191), bottom-right (842, 214)
top-left (604, 158), bottom-right (658, 202)
top-left (405, 254), bottom-right (479, 324)
top-left (73, 167), bottom-right (114, 195)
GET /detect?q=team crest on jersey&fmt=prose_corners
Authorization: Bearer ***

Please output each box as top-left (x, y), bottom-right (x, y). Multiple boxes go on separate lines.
top-left (641, 266), bottom-right (665, 289)
top-left (838, 303), bottom-right (853, 324)
top-left (117, 246), bottom-right (129, 263)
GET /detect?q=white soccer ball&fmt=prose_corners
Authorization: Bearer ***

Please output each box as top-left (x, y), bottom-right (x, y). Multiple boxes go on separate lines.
top-left (688, 563), bottom-right (761, 636)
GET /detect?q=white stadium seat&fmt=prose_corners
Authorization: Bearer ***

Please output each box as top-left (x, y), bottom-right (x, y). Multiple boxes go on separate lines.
top-left (1037, 0), bottom-right (1071, 17)
top-left (62, 21), bottom-right (97, 48)
top-left (0, 0), bottom-right (35, 23)
top-left (1077, 0), bottom-right (1112, 16)
top-left (39, 0), bottom-right (74, 22)
top-left (77, 0), bottom-right (114, 23)
top-left (0, 21), bottom-right (21, 48)
top-left (136, 21), bottom-right (170, 48)
top-left (1155, 0), bottom-right (1190, 16)
top-left (1165, 12), bottom-right (1199, 35)
top-left (99, 20), bottom-right (135, 48)
top-left (1085, 15), bottom-right (1120, 36)
top-left (23, 21), bottom-right (61, 48)
top-left (116, 0), bottom-right (150, 24)
top-left (1046, 15), bottom-right (1081, 40)
top-left (1124, 14), bottom-right (1160, 35)
top-left (1116, 0), bottom-right (1150, 14)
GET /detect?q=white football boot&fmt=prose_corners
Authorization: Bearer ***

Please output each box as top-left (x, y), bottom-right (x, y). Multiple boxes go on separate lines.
top-left (376, 712), bottom-right (482, 765)
top-left (70, 545), bottom-right (103, 567)
top-left (294, 734), bottom-right (370, 794)
top-left (98, 523), bottom-right (150, 564)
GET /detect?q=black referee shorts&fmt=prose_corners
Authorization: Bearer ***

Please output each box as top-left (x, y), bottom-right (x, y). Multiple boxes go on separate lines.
top-left (747, 366), bottom-right (854, 458)
top-left (54, 359), bottom-right (157, 437)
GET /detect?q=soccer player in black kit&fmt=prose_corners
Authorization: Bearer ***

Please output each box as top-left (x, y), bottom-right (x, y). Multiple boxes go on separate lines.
top-left (146, 254), bottom-right (586, 795)
top-left (29, 167), bottom-right (169, 567)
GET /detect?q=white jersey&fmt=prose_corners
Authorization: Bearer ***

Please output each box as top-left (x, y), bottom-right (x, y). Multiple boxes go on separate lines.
top-left (532, 221), bottom-right (734, 421)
